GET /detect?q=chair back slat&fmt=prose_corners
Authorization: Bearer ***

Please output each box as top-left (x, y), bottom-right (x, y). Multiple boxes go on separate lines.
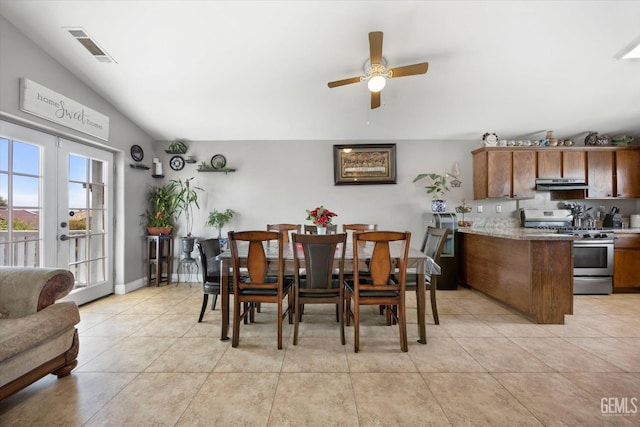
top-left (353, 231), bottom-right (410, 291)
top-left (266, 224), bottom-right (301, 243)
top-left (293, 233), bottom-right (346, 290)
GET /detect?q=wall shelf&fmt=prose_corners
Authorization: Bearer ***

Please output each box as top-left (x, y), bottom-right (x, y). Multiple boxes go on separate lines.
top-left (197, 168), bottom-right (236, 173)
top-left (130, 163), bottom-right (150, 170)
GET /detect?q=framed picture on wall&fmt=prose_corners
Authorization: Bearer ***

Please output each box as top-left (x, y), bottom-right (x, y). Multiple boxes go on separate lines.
top-left (333, 143), bottom-right (397, 185)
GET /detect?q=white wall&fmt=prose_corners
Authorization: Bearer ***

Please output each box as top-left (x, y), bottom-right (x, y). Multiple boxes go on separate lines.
top-left (0, 15), bottom-right (157, 289)
top-left (158, 139), bottom-right (480, 241)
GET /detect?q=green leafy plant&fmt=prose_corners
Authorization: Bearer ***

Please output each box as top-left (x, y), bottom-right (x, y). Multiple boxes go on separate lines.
top-left (170, 177), bottom-right (203, 237)
top-left (167, 139), bottom-right (187, 153)
top-left (141, 183), bottom-right (179, 229)
top-left (413, 173), bottom-right (450, 197)
top-left (198, 161), bottom-right (215, 171)
top-left (206, 208), bottom-right (235, 238)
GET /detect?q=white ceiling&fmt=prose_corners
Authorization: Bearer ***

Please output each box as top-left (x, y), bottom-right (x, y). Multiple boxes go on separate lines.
top-left (1, 0), bottom-right (639, 142)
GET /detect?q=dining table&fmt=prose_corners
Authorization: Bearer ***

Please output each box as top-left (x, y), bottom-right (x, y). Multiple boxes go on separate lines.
top-left (216, 240), bottom-right (441, 344)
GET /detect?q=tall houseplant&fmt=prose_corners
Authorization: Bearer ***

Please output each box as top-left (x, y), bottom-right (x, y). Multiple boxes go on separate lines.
top-left (170, 177), bottom-right (203, 259)
top-left (413, 173), bottom-right (450, 213)
top-left (206, 208), bottom-right (235, 239)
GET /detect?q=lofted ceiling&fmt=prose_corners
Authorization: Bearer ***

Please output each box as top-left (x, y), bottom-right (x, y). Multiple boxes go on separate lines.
top-left (1, 0), bottom-right (639, 143)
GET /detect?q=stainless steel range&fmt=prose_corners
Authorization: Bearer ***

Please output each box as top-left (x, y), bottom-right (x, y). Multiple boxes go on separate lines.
top-left (521, 209), bottom-right (614, 295)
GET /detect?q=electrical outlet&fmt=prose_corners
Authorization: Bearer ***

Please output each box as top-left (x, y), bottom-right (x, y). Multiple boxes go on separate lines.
top-left (477, 205), bottom-right (483, 213)
top-left (496, 205), bottom-right (502, 213)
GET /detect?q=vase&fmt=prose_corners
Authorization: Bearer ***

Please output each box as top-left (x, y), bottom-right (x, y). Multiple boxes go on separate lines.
top-left (317, 226), bottom-right (327, 235)
top-left (431, 199), bottom-right (446, 213)
top-left (181, 237), bottom-right (196, 261)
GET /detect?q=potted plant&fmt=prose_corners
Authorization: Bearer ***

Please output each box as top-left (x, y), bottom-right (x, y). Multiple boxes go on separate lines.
top-left (206, 208), bottom-right (235, 239)
top-left (170, 177), bottom-right (203, 259)
top-left (142, 183), bottom-right (178, 235)
top-left (305, 205), bottom-right (338, 234)
top-left (413, 173), bottom-right (450, 213)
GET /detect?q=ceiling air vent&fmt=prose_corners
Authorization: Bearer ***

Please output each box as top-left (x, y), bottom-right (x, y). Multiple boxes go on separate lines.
top-left (66, 27), bottom-right (116, 64)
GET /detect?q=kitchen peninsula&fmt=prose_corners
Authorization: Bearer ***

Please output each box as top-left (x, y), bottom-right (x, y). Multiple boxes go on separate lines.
top-left (458, 228), bottom-right (575, 324)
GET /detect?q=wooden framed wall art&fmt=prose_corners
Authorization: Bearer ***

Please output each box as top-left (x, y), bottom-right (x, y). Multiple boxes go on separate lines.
top-left (333, 143), bottom-right (397, 185)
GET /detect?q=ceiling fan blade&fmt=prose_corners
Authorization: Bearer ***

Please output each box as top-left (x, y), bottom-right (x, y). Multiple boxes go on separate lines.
top-left (327, 76), bottom-right (362, 88)
top-left (371, 91), bottom-right (381, 109)
top-left (369, 31), bottom-right (383, 64)
top-left (389, 62), bottom-right (429, 78)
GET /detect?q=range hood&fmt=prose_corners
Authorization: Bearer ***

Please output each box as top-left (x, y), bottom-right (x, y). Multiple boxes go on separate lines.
top-left (535, 178), bottom-right (589, 191)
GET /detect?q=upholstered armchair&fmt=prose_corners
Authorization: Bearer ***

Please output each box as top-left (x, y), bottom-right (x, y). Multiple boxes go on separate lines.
top-left (0, 268), bottom-right (80, 400)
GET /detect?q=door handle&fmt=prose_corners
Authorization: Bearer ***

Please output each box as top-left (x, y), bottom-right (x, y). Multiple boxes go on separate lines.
top-left (59, 234), bottom-right (69, 241)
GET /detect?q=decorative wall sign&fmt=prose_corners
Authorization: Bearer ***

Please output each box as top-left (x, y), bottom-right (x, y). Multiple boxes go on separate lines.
top-left (19, 78), bottom-right (110, 141)
top-left (333, 143), bottom-right (397, 185)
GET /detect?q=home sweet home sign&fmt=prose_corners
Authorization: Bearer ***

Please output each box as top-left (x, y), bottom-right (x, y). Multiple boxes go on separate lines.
top-left (19, 78), bottom-right (110, 141)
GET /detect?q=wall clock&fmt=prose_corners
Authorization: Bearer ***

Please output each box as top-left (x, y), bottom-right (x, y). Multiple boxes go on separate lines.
top-left (170, 155), bottom-right (185, 171)
top-left (130, 145), bottom-right (144, 162)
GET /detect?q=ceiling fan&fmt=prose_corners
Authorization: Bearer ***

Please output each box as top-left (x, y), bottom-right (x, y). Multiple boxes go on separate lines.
top-left (327, 31), bottom-right (429, 109)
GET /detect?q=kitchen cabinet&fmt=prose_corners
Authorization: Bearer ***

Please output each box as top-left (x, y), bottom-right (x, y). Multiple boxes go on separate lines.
top-left (615, 150), bottom-right (640, 198)
top-left (562, 150), bottom-right (587, 179)
top-left (613, 233), bottom-right (640, 292)
top-left (472, 149), bottom-right (535, 199)
top-left (587, 151), bottom-right (615, 198)
top-left (537, 149), bottom-right (586, 180)
top-left (587, 149), bottom-right (640, 198)
top-left (473, 146), bottom-right (639, 200)
top-left (537, 150), bottom-right (562, 178)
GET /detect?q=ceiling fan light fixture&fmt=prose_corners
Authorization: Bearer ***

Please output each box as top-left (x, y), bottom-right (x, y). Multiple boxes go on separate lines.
top-left (367, 75), bottom-right (387, 92)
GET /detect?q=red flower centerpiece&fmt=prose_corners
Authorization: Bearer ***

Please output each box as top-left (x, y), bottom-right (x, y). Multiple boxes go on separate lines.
top-left (306, 205), bottom-right (337, 229)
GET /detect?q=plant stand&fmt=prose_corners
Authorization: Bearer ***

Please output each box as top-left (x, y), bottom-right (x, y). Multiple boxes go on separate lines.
top-left (177, 257), bottom-right (199, 285)
top-left (146, 235), bottom-right (173, 286)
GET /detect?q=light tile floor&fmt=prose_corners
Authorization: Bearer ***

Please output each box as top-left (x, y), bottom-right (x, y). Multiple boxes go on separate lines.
top-left (1, 285), bottom-right (639, 426)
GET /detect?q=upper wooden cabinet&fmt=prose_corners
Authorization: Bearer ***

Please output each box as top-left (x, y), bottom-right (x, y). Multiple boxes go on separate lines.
top-left (562, 150), bottom-right (587, 179)
top-left (473, 149), bottom-right (535, 199)
top-left (537, 150), bottom-right (562, 178)
top-left (586, 150), bottom-right (615, 198)
top-left (586, 149), bottom-right (640, 198)
top-left (472, 146), bottom-right (639, 200)
top-left (615, 150), bottom-right (640, 198)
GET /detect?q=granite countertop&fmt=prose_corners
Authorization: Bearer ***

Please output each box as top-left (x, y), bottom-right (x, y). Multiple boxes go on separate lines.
top-left (457, 227), bottom-right (576, 241)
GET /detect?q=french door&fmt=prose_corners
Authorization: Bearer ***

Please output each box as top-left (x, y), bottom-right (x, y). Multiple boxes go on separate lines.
top-left (0, 120), bottom-right (114, 305)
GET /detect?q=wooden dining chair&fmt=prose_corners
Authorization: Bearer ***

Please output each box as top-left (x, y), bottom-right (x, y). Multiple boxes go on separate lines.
top-left (343, 230), bottom-right (411, 353)
top-left (342, 224), bottom-right (378, 282)
top-left (291, 232), bottom-right (347, 345)
top-left (266, 224), bottom-right (301, 243)
top-left (195, 238), bottom-right (229, 322)
top-left (404, 227), bottom-right (451, 325)
top-left (342, 223), bottom-right (377, 233)
top-left (304, 224), bottom-right (338, 234)
top-left (228, 230), bottom-right (293, 349)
